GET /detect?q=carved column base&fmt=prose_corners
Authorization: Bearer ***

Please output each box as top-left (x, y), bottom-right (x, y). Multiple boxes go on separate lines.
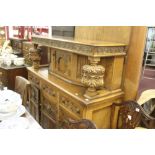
top-left (84, 87), bottom-right (98, 97)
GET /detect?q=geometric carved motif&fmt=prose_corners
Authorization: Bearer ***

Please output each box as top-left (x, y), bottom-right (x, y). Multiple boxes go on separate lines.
top-left (60, 96), bottom-right (82, 117)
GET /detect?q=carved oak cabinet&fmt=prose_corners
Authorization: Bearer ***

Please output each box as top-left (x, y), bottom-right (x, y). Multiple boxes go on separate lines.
top-left (27, 36), bottom-right (127, 128)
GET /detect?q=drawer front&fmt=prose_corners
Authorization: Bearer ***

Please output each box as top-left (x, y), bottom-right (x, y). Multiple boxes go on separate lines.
top-left (59, 106), bottom-right (78, 129)
top-left (41, 111), bottom-right (56, 129)
top-left (41, 81), bottom-right (58, 104)
top-left (28, 72), bottom-right (40, 88)
top-left (59, 93), bottom-right (84, 118)
top-left (41, 95), bottom-right (58, 121)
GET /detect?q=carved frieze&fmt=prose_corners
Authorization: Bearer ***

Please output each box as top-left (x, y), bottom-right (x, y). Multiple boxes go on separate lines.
top-left (96, 46), bottom-right (126, 56)
top-left (32, 36), bottom-right (126, 57)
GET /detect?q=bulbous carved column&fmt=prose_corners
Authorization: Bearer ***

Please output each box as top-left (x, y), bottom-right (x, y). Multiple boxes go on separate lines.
top-left (81, 57), bottom-right (105, 98)
top-left (29, 44), bottom-right (41, 69)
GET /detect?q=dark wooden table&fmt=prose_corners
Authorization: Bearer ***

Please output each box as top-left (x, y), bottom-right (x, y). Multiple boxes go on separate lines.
top-left (0, 64), bottom-right (28, 90)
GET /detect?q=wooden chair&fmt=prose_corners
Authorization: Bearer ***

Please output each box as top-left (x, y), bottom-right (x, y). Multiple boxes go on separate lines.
top-left (137, 89), bottom-right (155, 117)
top-left (15, 76), bottom-right (30, 108)
top-left (65, 118), bottom-right (97, 129)
top-left (111, 100), bottom-right (155, 129)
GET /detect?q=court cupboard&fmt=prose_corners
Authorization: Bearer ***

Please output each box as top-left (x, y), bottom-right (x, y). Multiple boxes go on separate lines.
top-left (27, 26), bottom-right (147, 128)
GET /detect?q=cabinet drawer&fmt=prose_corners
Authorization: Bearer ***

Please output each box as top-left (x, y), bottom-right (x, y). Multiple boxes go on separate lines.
top-left (59, 106), bottom-right (78, 128)
top-left (28, 72), bottom-right (40, 88)
top-left (41, 111), bottom-right (56, 129)
top-left (41, 81), bottom-right (58, 103)
top-left (41, 95), bottom-right (58, 121)
top-left (59, 93), bottom-right (84, 118)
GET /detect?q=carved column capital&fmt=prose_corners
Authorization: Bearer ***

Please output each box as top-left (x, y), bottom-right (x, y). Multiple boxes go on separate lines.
top-left (81, 57), bottom-right (105, 98)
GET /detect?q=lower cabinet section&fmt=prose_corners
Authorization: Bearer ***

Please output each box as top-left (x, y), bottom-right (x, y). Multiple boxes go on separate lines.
top-left (28, 68), bottom-right (124, 129)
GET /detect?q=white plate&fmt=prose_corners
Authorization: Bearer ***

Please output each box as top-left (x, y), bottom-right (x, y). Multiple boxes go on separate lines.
top-left (0, 90), bottom-right (22, 113)
top-left (0, 105), bottom-right (26, 121)
top-left (0, 117), bottom-right (29, 129)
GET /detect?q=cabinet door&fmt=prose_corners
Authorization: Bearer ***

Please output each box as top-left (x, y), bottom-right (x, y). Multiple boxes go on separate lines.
top-left (30, 85), bottom-right (40, 104)
top-left (29, 85), bottom-right (40, 122)
top-left (30, 101), bottom-right (40, 123)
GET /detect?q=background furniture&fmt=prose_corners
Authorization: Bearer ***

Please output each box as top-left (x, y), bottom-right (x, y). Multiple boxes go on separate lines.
top-left (15, 76), bottom-right (30, 108)
top-left (0, 65), bottom-right (27, 90)
top-left (0, 26), bottom-right (6, 46)
top-left (9, 37), bottom-right (27, 55)
top-left (22, 41), bottom-right (33, 65)
top-left (22, 41), bottom-right (49, 66)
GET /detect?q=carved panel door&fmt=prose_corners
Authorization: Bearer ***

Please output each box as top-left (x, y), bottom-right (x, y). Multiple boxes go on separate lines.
top-left (29, 85), bottom-right (40, 123)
